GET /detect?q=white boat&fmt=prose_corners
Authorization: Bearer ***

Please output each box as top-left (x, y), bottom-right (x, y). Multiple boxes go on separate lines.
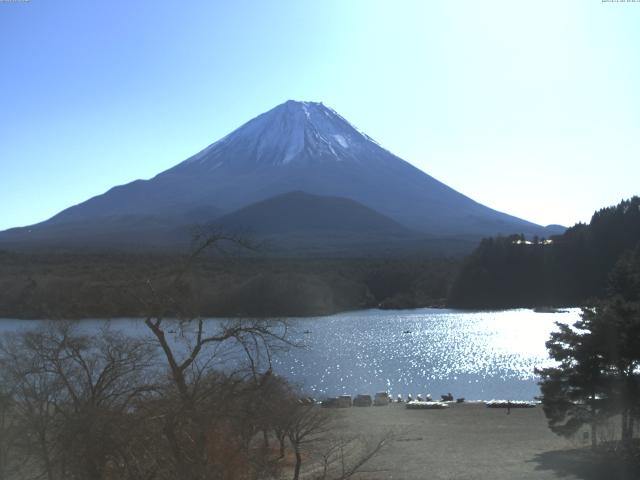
top-left (485, 400), bottom-right (536, 408)
top-left (405, 401), bottom-right (449, 410)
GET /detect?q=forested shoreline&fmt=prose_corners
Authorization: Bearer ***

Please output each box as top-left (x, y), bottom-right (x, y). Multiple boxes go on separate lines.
top-left (449, 197), bottom-right (640, 309)
top-left (1, 197), bottom-right (638, 319)
top-left (0, 253), bottom-right (457, 319)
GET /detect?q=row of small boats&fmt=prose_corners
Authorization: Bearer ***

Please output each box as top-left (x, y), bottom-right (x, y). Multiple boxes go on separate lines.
top-left (399, 393), bottom-right (457, 403)
top-left (485, 400), bottom-right (537, 408)
top-left (321, 392), bottom-right (461, 408)
top-left (406, 400), bottom-right (450, 409)
top-left (322, 392), bottom-right (391, 408)
top-left (319, 394), bottom-right (537, 410)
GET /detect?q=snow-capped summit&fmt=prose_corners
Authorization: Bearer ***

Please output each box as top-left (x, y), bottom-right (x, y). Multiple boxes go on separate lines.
top-left (176, 100), bottom-right (381, 171)
top-left (0, 100), bottom-right (559, 251)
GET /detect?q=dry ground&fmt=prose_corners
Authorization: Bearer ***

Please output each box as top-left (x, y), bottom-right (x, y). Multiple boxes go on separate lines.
top-left (323, 402), bottom-right (638, 480)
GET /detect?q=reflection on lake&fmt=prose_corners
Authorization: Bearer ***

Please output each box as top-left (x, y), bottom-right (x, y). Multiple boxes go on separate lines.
top-left (274, 308), bottom-right (579, 400)
top-left (0, 308), bottom-right (580, 401)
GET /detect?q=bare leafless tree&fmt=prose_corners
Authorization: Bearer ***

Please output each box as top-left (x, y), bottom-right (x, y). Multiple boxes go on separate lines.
top-left (0, 389), bottom-right (19, 480)
top-left (285, 403), bottom-right (334, 480)
top-left (120, 230), bottom-right (294, 480)
top-left (282, 400), bottom-right (394, 480)
top-left (314, 433), bottom-right (392, 480)
top-left (0, 322), bottom-right (157, 480)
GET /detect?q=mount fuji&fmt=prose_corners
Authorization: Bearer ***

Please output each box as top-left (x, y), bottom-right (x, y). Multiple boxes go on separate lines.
top-left (0, 100), bottom-right (561, 252)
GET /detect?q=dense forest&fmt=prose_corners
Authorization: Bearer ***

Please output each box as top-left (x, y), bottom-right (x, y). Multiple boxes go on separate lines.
top-left (448, 197), bottom-right (640, 308)
top-left (0, 251), bottom-right (458, 319)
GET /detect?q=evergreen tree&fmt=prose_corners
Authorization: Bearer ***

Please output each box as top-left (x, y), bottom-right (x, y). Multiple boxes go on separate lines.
top-left (535, 315), bottom-right (608, 447)
top-left (536, 245), bottom-right (640, 449)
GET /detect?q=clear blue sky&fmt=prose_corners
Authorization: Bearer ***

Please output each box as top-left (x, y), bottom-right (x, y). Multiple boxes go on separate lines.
top-left (1, 0), bottom-right (639, 230)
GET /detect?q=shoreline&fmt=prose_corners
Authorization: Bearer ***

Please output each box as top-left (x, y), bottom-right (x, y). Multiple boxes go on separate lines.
top-left (0, 304), bottom-right (579, 321)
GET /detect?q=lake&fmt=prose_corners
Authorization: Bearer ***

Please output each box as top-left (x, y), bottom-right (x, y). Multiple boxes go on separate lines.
top-left (0, 308), bottom-right (580, 401)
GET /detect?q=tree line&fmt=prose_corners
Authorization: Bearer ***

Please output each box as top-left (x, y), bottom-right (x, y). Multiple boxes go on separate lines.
top-left (448, 197), bottom-right (640, 308)
top-left (0, 251), bottom-right (458, 319)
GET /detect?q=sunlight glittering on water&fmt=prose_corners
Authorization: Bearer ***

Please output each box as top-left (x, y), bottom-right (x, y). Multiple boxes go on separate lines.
top-left (0, 308), bottom-right (581, 401)
top-left (271, 308), bottom-right (581, 400)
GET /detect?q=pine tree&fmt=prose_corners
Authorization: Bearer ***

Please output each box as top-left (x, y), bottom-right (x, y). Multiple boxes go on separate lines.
top-left (535, 315), bottom-right (608, 447)
top-left (536, 245), bottom-right (640, 449)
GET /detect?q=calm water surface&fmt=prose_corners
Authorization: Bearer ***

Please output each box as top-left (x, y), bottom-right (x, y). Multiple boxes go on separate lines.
top-left (0, 308), bottom-right (580, 401)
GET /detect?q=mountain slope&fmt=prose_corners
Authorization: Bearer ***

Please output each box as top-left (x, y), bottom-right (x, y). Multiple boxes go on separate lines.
top-left (0, 100), bottom-right (560, 252)
top-left (214, 191), bottom-right (412, 235)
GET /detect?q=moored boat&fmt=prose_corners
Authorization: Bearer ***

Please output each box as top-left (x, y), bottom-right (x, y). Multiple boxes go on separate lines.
top-left (405, 401), bottom-right (449, 410)
top-left (485, 400), bottom-right (536, 408)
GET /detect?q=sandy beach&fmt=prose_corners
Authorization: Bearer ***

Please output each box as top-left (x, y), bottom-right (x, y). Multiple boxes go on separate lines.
top-left (325, 402), bottom-right (637, 480)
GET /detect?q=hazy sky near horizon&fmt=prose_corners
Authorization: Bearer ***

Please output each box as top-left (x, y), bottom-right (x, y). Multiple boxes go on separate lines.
top-left (1, 0), bottom-right (639, 231)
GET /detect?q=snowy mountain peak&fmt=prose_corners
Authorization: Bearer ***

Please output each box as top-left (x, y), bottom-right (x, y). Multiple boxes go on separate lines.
top-left (4, 100), bottom-right (553, 245)
top-left (177, 100), bottom-right (384, 170)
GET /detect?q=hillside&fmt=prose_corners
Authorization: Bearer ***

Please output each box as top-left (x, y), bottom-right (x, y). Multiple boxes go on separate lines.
top-left (214, 191), bottom-right (412, 235)
top-left (448, 196), bottom-right (640, 308)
